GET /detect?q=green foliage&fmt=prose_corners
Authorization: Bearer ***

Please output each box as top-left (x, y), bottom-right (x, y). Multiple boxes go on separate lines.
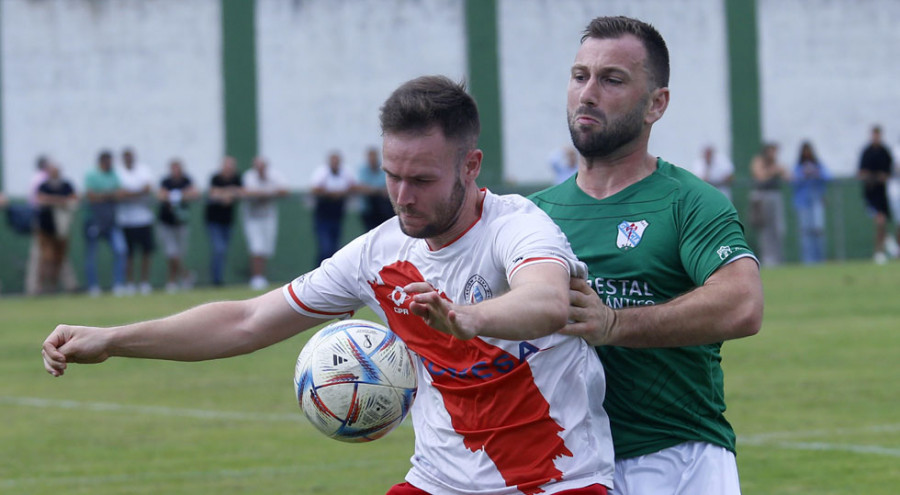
top-left (2, 263), bottom-right (898, 494)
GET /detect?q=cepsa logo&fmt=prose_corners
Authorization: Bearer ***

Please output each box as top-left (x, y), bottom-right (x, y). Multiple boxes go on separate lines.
top-left (419, 341), bottom-right (540, 380)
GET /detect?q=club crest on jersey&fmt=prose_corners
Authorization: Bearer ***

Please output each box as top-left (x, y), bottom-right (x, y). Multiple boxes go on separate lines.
top-left (616, 220), bottom-right (649, 250)
top-left (464, 275), bottom-right (492, 304)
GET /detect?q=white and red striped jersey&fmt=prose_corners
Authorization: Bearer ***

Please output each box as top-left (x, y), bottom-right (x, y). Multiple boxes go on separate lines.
top-left (283, 190), bottom-right (614, 495)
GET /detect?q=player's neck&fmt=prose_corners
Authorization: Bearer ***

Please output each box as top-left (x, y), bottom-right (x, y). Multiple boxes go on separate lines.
top-left (577, 151), bottom-right (657, 200)
top-left (425, 188), bottom-right (485, 251)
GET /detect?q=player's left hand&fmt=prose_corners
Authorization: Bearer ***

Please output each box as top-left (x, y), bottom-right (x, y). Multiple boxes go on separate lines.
top-left (404, 282), bottom-right (479, 340)
top-left (560, 277), bottom-right (616, 345)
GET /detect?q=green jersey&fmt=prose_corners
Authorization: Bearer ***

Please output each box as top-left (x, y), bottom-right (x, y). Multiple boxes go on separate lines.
top-left (529, 158), bottom-right (756, 459)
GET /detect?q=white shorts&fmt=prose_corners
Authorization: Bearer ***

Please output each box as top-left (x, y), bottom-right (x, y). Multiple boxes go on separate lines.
top-left (157, 224), bottom-right (190, 259)
top-left (612, 442), bottom-right (741, 495)
top-left (243, 214), bottom-right (278, 257)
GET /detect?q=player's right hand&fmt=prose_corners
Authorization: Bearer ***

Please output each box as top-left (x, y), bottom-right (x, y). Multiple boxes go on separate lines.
top-left (561, 277), bottom-right (616, 346)
top-left (41, 325), bottom-right (111, 377)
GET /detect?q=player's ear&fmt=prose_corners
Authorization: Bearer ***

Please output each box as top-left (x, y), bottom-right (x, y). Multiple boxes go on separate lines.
top-left (645, 86), bottom-right (669, 125)
top-left (462, 149), bottom-right (482, 180)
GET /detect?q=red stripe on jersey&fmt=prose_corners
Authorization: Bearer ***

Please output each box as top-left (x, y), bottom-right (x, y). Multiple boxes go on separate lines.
top-left (370, 260), bottom-right (572, 495)
top-left (286, 283), bottom-right (353, 317)
top-left (387, 482), bottom-right (608, 494)
top-left (509, 256), bottom-right (567, 280)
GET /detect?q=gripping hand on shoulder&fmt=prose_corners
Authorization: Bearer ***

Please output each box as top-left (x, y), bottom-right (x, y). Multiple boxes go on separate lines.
top-left (405, 282), bottom-right (479, 340)
top-left (560, 277), bottom-right (616, 346)
top-left (42, 325), bottom-right (112, 377)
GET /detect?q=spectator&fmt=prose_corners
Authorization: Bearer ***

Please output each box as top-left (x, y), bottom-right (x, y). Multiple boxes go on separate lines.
top-left (35, 162), bottom-right (78, 294)
top-left (117, 148), bottom-right (156, 295)
top-left (83, 150), bottom-right (127, 296)
top-left (750, 142), bottom-right (790, 266)
top-left (205, 156), bottom-right (243, 287)
top-left (858, 125), bottom-right (898, 264)
top-left (549, 146), bottom-right (578, 185)
top-left (24, 155), bottom-right (50, 295)
top-left (0, 192), bottom-right (7, 295)
top-left (158, 159), bottom-right (200, 292)
top-left (690, 144), bottom-right (735, 201)
top-left (310, 151), bottom-right (355, 265)
top-left (25, 156), bottom-right (79, 295)
top-left (242, 156), bottom-right (289, 290)
top-left (791, 141), bottom-right (830, 264)
top-left (356, 146), bottom-right (393, 231)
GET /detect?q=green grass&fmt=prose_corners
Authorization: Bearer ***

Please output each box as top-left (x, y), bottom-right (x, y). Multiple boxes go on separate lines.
top-left (2, 262), bottom-right (899, 494)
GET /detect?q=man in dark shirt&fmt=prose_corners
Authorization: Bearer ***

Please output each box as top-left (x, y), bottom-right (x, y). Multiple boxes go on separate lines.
top-left (858, 125), bottom-right (898, 263)
top-left (205, 156), bottom-right (243, 286)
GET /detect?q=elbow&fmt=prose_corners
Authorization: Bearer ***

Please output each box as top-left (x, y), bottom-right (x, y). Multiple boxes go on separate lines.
top-left (546, 305), bottom-right (570, 336)
top-left (533, 297), bottom-right (569, 340)
top-left (731, 288), bottom-right (764, 339)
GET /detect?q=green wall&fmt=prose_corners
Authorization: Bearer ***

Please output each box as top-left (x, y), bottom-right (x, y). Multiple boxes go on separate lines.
top-left (221, 0), bottom-right (258, 169)
top-left (465, 0), bottom-right (503, 187)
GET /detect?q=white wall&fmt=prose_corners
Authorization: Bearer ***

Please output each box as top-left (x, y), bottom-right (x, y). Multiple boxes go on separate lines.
top-left (498, 0), bottom-right (732, 184)
top-left (255, 0), bottom-right (467, 188)
top-left (758, 0), bottom-right (900, 176)
top-left (1, 0), bottom-right (223, 196)
top-left (3, 0), bottom-right (896, 197)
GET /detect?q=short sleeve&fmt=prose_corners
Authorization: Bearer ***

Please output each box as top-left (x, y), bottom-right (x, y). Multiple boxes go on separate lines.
top-left (282, 235), bottom-right (369, 319)
top-left (678, 187), bottom-right (757, 284)
top-left (491, 197), bottom-right (587, 283)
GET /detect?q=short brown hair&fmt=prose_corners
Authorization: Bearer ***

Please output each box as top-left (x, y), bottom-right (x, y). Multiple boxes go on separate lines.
top-left (379, 75), bottom-right (480, 149)
top-left (582, 16), bottom-right (670, 89)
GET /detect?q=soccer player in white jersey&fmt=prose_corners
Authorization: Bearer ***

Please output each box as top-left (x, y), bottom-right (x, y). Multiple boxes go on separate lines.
top-left (43, 76), bottom-right (614, 495)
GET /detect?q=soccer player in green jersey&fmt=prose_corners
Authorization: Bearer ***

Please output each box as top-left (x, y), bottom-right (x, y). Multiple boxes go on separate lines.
top-left (529, 16), bottom-right (764, 495)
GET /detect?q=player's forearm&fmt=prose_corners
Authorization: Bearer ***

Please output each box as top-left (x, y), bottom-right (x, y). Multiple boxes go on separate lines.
top-left (468, 283), bottom-right (568, 341)
top-left (105, 300), bottom-right (262, 361)
top-left (606, 259), bottom-right (763, 347)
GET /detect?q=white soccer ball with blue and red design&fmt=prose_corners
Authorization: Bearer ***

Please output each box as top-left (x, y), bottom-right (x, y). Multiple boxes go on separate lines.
top-left (294, 319), bottom-right (417, 442)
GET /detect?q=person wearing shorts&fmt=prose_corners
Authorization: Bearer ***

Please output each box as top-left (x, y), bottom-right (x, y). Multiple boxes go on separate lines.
top-left (529, 17), bottom-right (764, 495)
top-left (117, 148), bottom-right (156, 295)
top-left (858, 125), bottom-right (899, 263)
top-left (158, 158), bottom-right (199, 292)
top-left (241, 156), bottom-right (289, 290)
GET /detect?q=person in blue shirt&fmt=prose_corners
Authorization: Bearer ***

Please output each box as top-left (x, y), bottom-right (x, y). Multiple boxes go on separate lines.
top-left (356, 146), bottom-right (394, 231)
top-left (791, 141), bottom-right (830, 264)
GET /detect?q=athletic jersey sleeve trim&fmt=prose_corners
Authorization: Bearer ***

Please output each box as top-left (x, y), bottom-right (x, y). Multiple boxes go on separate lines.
top-left (282, 283), bottom-right (355, 319)
top-left (509, 256), bottom-right (569, 280)
top-left (724, 253), bottom-right (759, 267)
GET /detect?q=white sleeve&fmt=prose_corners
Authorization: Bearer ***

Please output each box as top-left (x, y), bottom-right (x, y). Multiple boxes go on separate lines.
top-left (308, 167), bottom-right (327, 188)
top-left (282, 235), bottom-right (369, 319)
top-left (493, 199), bottom-right (587, 282)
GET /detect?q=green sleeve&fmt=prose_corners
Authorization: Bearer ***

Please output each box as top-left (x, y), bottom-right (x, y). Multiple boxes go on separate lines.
top-left (678, 187), bottom-right (756, 285)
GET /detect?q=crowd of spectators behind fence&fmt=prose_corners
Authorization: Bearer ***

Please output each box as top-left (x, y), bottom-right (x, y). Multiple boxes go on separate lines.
top-left (0, 147), bottom-right (392, 297)
top-left (1, 125), bottom-right (898, 296)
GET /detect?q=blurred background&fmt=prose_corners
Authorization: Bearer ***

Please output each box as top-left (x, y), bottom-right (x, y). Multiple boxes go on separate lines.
top-left (1, 0), bottom-right (898, 294)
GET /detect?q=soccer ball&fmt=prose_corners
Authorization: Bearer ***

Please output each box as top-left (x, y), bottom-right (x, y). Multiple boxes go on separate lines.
top-left (294, 319), bottom-right (417, 442)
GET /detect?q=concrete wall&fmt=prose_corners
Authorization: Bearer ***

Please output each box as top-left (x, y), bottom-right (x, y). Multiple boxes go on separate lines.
top-left (498, 0), bottom-right (732, 184)
top-left (1, 0), bottom-right (224, 195)
top-left (758, 0), bottom-right (900, 175)
top-left (1, 0), bottom-right (897, 294)
top-left (5, 0), bottom-right (897, 193)
top-left (256, 0), bottom-right (467, 187)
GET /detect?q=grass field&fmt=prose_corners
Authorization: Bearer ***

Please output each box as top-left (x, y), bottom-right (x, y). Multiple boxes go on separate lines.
top-left (1, 261), bottom-right (898, 494)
